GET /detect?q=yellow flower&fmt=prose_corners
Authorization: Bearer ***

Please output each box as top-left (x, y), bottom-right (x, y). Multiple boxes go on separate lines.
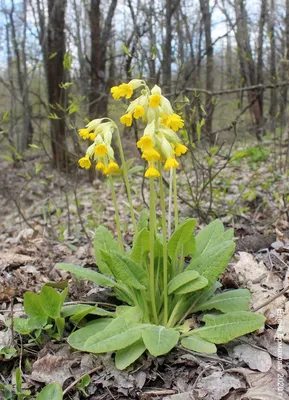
top-left (119, 83), bottom-right (133, 99)
top-left (164, 157), bottom-right (179, 170)
top-left (142, 148), bottom-right (161, 162)
top-left (145, 166), bottom-right (160, 178)
top-left (78, 128), bottom-right (91, 139)
top-left (142, 147), bottom-right (161, 162)
top-left (106, 160), bottom-right (119, 174)
top-left (174, 143), bottom-right (188, 157)
top-left (95, 143), bottom-right (108, 157)
top-left (133, 105), bottom-right (145, 119)
top-left (78, 155), bottom-right (91, 169)
top-left (89, 133), bottom-right (97, 141)
top-left (96, 161), bottom-right (105, 170)
top-left (167, 114), bottom-right (184, 132)
top-left (137, 135), bottom-right (153, 151)
top-left (111, 83), bottom-right (133, 100)
top-left (149, 93), bottom-right (162, 108)
top-left (161, 114), bottom-right (170, 125)
top-left (120, 113), bottom-right (133, 127)
top-left (111, 86), bottom-right (123, 100)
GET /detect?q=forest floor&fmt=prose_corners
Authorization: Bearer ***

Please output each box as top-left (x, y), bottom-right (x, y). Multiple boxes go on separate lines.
top-left (0, 142), bottom-right (289, 400)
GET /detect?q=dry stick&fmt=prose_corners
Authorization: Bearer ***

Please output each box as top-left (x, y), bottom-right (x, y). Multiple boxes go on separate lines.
top-left (251, 285), bottom-right (289, 312)
top-left (140, 389), bottom-right (177, 398)
top-left (62, 365), bottom-right (103, 396)
top-left (176, 346), bottom-right (235, 365)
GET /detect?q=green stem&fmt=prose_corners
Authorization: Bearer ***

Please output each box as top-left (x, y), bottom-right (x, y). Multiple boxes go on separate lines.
top-left (167, 297), bottom-right (185, 328)
top-left (159, 169), bottom-right (168, 326)
top-left (114, 125), bottom-right (137, 233)
top-left (149, 178), bottom-right (158, 325)
top-left (108, 176), bottom-right (124, 254)
top-left (168, 168), bottom-right (173, 238)
top-left (173, 168), bottom-right (178, 229)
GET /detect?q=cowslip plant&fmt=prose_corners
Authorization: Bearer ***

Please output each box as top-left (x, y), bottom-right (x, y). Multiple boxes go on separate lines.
top-left (9, 285), bottom-right (68, 341)
top-left (56, 79), bottom-right (265, 370)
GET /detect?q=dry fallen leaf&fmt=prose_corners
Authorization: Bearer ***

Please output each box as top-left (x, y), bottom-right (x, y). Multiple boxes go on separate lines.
top-left (258, 329), bottom-right (289, 359)
top-left (240, 385), bottom-right (289, 400)
top-left (232, 344), bottom-right (272, 372)
top-left (194, 371), bottom-right (246, 400)
top-left (31, 354), bottom-right (73, 385)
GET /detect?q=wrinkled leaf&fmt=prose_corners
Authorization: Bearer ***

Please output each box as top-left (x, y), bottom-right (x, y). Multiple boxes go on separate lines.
top-left (142, 325), bottom-right (180, 356)
top-left (181, 335), bottom-right (217, 354)
top-left (115, 339), bottom-right (146, 370)
top-left (56, 263), bottom-right (115, 287)
top-left (190, 311), bottom-right (266, 344)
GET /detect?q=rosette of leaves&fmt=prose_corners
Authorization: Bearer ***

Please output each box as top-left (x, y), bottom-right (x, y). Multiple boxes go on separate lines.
top-left (57, 219), bottom-right (265, 370)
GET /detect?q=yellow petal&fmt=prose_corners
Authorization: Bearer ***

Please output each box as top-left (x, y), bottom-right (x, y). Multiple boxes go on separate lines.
top-left (164, 157), bottom-right (179, 170)
top-left (145, 166), bottom-right (160, 178)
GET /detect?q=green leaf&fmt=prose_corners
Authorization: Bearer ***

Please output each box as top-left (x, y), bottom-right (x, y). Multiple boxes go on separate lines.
top-left (55, 317), bottom-right (65, 337)
top-left (187, 240), bottom-right (235, 285)
top-left (68, 318), bottom-right (114, 351)
top-left (0, 347), bottom-right (17, 360)
top-left (122, 44), bottom-right (132, 57)
top-left (168, 271), bottom-right (200, 295)
top-left (24, 293), bottom-right (47, 324)
top-left (84, 317), bottom-right (145, 353)
top-left (115, 306), bottom-right (143, 324)
top-left (94, 226), bottom-right (119, 275)
top-left (101, 251), bottom-right (146, 290)
top-left (142, 325), bottom-right (180, 356)
top-left (12, 318), bottom-right (31, 334)
top-left (115, 339), bottom-right (146, 370)
top-left (194, 289), bottom-right (251, 313)
top-left (174, 276), bottom-right (208, 295)
top-left (168, 218), bottom-right (196, 262)
top-left (190, 311), bottom-right (266, 344)
top-left (130, 228), bottom-right (150, 264)
top-left (40, 286), bottom-right (61, 319)
top-left (191, 282), bottom-right (222, 310)
top-left (15, 368), bottom-right (22, 393)
top-left (193, 219), bottom-right (224, 258)
top-left (63, 52), bottom-right (73, 70)
top-left (37, 382), bottom-right (63, 400)
top-left (56, 263), bottom-right (115, 287)
top-left (137, 209), bottom-right (148, 232)
top-left (61, 304), bottom-right (114, 318)
top-left (181, 335), bottom-right (217, 354)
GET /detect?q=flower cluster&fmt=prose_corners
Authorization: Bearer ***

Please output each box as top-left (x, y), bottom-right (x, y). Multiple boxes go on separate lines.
top-left (111, 80), bottom-right (188, 178)
top-left (78, 118), bottom-right (119, 175)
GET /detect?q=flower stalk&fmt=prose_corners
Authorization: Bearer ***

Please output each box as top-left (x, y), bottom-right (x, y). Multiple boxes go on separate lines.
top-left (149, 178), bottom-right (158, 325)
top-left (108, 176), bottom-right (124, 254)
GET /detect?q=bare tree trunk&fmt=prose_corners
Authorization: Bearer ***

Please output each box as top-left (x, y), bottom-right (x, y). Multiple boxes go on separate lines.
top-left (269, 0), bottom-right (277, 122)
top-left (163, 0), bottom-right (180, 92)
top-left (234, 0), bottom-right (263, 139)
top-left (256, 0), bottom-right (266, 119)
top-left (226, 32), bottom-right (233, 88)
top-left (47, 0), bottom-right (67, 169)
top-left (9, 0), bottom-right (34, 153)
top-left (89, 0), bottom-right (101, 119)
top-left (89, 0), bottom-right (117, 118)
top-left (199, 0), bottom-right (214, 143)
top-left (280, 0), bottom-right (289, 122)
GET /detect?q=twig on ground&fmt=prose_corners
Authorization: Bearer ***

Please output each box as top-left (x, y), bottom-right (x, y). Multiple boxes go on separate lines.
top-left (62, 365), bottom-right (103, 396)
top-left (140, 389), bottom-right (177, 399)
top-left (176, 346), bottom-right (235, 365)
top-left (251, 285), bottom-right (289, 312)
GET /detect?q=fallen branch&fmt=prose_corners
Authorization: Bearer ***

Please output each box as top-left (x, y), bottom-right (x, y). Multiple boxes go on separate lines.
top-left (251, 285), bottom-right (289, 312)
top-left (63, 365), bottom-right (103, 396)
